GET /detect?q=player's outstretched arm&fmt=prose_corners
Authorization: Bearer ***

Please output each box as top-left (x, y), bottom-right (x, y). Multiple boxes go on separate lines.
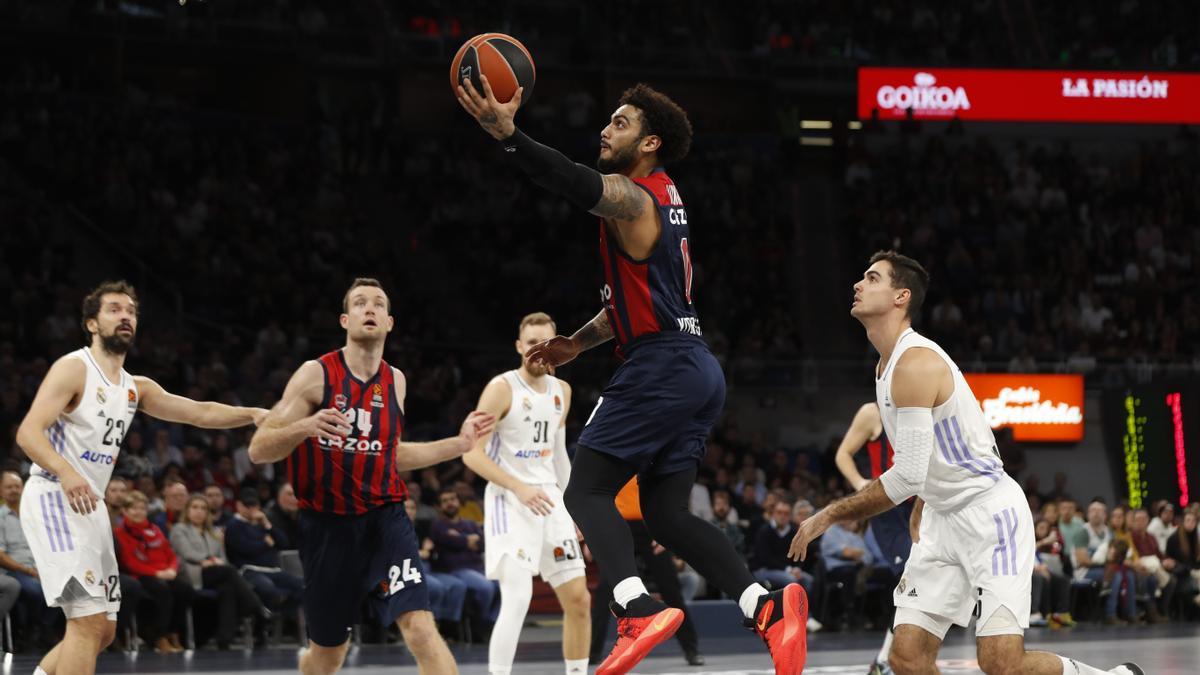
top-left (789, 350), bottom-right (944, 561)
top-left (834, 402), bottom-right (881, 491)
top-left (457, 75), bottom-right (654, 227)
top-left (524, 310), bottom-right (613, 371)
top-left (462, 377), bottom-right (554, 515)
top-left (395, 410), bottom-right (496, 471)
top-left (15, 357), bottom-right (98, 514)
top-left (248, 361), bottom-right (348, 465)
top-left (134, 376), bottom-right (267, 429)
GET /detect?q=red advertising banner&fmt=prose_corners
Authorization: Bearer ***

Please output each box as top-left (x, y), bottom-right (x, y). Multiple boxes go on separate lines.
top-left (858, 67), bottom-right (1200, 124)
top-left (964, 374), bottom-right (1085, 442)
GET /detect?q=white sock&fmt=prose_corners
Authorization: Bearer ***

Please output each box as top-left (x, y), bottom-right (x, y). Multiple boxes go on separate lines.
top-left (34, 669), bottom-right (49, 675)
top-left (737, 582), bottom-right (770, 619)
top-left (613, 577), bottom-right (649, 609)
top-left (876, 626), bottom-right (894, 663)
top-left (489, 556), bottom-right (532, 675)
top-left (1059, 656), bottom-right (1111, 675)
top-left (565, 657), bottom-right (588, 674)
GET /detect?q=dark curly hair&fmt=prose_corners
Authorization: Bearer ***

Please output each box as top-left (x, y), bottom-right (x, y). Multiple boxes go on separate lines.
top-left (617, 83), bottom-right (693, 164)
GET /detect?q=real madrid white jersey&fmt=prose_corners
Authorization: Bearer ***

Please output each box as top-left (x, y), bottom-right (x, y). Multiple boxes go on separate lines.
top-left (483, 371), bottom-right (565, 487)
top-left (876, 329), bottom-right (1004, 512)
top-left (32, 347), bottom-right (138, 494)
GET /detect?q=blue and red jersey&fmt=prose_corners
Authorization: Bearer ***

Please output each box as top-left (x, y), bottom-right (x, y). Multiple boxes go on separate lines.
top-left (855, 431), bottom-right (895, 480)
top-left (289, 350), bottom-right (408, 515)
top-left (598, 169), bottom-right (702, 355)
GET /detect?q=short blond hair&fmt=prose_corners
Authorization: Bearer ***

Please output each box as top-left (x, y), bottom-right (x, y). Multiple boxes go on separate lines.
top-left (518, 312), bottom-right (555, 336)
top-left (123, 490), bottom-right (149, 509)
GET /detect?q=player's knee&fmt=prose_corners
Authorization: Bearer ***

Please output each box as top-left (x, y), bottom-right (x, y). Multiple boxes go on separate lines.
top-left (558, 580), bottom-right (590, 616)
top-left (303, 641), bottom-right (350, 674)
top-left (99, 620), bottom-right (117, 650)
top-left (888, 639), bottom-right (934, 675)
top-left (68, 613), bottom-right (113, 643)
top-left (398, 611), bottom-right (443, 656)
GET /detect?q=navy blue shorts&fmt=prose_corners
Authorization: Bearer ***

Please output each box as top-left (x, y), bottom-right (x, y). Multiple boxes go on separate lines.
top-left (298, 502), bottom-right (430, 647)
top-left (577, 336), bottom-right (725, 477)
top-left (870, 499), bottom-right (915, 571)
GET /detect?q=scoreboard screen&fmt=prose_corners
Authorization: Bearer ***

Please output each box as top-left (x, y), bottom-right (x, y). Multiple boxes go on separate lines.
top-left (1101, 382), bottom-right (1200, 508)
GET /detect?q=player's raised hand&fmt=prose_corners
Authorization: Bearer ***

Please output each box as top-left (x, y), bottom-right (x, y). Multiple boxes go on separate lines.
top-left (524, 335), bottom-right (581, 370)
top-left (514, 484), bottom-right (555, 516)
top-left (458, 410), bottom-right (497, 447)
top-left (457, 74), bottom-right (522, 140)
top-left (61, 468), bottom-right (99, 515)
top-left (305, 408), bottom-right (352, 442)
top-left (788, 510), bottom-right (832, 562)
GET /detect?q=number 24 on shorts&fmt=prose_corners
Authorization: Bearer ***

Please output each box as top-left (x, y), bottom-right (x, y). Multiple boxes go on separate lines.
top-left (386, 559), bottom-right (423, 595)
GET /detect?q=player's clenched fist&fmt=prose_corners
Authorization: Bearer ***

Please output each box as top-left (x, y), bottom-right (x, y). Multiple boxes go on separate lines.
top-left (305, 408), bottom-right (352, 442)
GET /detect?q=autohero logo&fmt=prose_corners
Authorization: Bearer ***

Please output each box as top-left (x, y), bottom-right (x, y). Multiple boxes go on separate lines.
top-left (875, 72), bottom-right (971, 116)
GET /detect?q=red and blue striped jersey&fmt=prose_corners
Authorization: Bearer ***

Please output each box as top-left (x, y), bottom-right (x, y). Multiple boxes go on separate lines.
top-left (288, 350), bottom-right (408, 515)
top-left (598, 169), bottom-right (701, 354)
top-left (856, 431), bottom-right (895, 480)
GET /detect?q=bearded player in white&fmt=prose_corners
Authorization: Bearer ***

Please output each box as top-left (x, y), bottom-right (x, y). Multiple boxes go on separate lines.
top-left (463, 312), bottom-right (591, 675)
top-left (15, 281), bottom-right (267, 675)
top-left (789, 252), bottom-right (1143, 675)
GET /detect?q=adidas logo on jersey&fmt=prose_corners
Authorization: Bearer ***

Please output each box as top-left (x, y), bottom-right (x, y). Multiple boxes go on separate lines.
top-left (96, 410), bottom-right (106, 418)
top-left (907, 587), bottom-right (918, 598)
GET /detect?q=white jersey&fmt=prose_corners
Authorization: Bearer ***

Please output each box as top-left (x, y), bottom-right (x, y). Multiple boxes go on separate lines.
top-left (484, 371), bottom-right (565, 487)
top-left (31, 347), bottom-right (138, 495)
top-left (876, 329), bottom-right (1004, 512)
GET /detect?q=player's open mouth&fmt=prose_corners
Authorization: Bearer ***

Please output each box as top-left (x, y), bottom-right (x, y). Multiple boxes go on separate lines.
top-left (364, 320), bottom-right (377, 327)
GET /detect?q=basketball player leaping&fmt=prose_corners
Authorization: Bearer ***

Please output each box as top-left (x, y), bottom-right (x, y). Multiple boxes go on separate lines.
top-left (462, 312), bottom-right (591, 675)
top-left (789, 251), bottom-right (1143, 675)
top-left (248, 278), bottom-right (495, 675)
top-left (15, 281), bottom-right (268, 675)
top-left (458, 78), bottom-right (807, 675)
top-left (834, 402), bottom-right (914, 675)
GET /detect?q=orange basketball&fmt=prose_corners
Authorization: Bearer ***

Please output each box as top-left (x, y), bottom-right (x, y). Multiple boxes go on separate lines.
top-left (450, 33), bottom-right (535, 106)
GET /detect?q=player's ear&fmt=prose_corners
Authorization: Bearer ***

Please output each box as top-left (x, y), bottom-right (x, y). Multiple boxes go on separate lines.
top-left (641, 135), bottom-right (661, 154)
top-left (386, 316), bottom-right (394, 332)
top-left (339, 313), bottom-right (349, 329)
top-left (895, 288), bottom-right (911, 308)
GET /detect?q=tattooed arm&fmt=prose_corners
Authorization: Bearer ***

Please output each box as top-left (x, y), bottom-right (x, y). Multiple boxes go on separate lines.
top-left (524, 310), bottom-right (614, 370)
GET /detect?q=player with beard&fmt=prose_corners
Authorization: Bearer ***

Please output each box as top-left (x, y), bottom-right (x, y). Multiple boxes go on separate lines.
top-left (458, 79), bottom-right (808, 675)
top-left (462, 312), bottom-right (590, 675)
top-left (248, 278), bottom-right (495, 675)
top-left (15, 281), bottom-right (268, 675)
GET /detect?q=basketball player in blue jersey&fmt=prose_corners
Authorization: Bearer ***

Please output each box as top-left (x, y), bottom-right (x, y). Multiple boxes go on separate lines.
top-left (834, 402), bottom-right (913, 675)
top-left (789, 251), bottom-right (1142, 675)
top-left (459, 78), bottom-right (808, 675)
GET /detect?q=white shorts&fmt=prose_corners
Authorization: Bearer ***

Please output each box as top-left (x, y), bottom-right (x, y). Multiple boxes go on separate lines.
top-left (484, 483), bottom-right (585, 586)
top-left (20, 476), bottom-right (120, 620)
top-left (893, 476), bottom-right (1032, 638)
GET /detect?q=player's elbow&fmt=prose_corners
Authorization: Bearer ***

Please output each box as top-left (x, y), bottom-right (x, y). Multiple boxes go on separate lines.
top-left (879, 468), bottom-right (924, 504)
top-left (247, 435), bottom-right (270, 464)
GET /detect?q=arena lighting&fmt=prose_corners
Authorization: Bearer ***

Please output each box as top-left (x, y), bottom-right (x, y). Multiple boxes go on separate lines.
top-left (1166, 392), bottom-right (1189, 507)
top-left (858, 67), bottom-right (1200, 123)
top-left (800, 120), bottom-right (833, 129)
top-left (1123, 394), bottom-right (1148, 508)
top-left (847, 121), bottom-right (863, 130)
top-left (800, 137), bottom-right (833, 146)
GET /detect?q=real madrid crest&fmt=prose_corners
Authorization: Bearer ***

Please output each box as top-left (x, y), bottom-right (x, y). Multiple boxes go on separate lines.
top-left (522, 397), bottom-right (533, 411)
top-left (96, 387), bottom-right (107, 404)
top-left (85, 570), bottom-right (96, 585)
top-left (897, 577), bottom-right (907, 595)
